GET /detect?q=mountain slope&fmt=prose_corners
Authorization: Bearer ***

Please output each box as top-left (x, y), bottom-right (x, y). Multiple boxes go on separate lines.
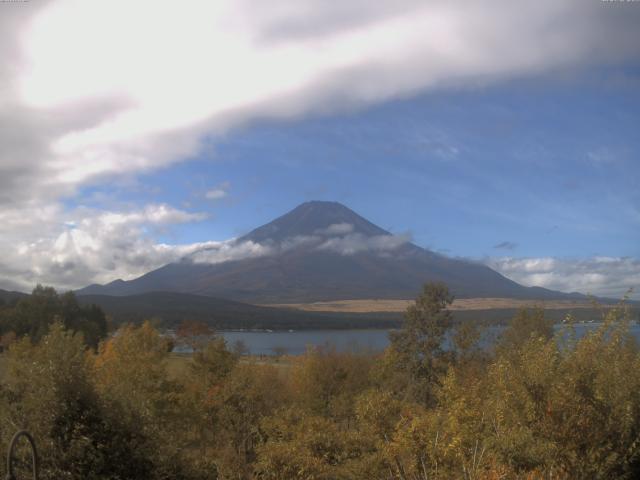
top-left (77, 201), bottom-right (582, 302)
top-left (0, 288), bottom-right (28, 304)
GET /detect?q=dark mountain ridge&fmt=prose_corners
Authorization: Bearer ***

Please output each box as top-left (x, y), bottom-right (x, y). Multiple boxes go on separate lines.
top-left (77, 201), bottom-right (586, 303)
top-left (0, 288), bottom-right (28, 304)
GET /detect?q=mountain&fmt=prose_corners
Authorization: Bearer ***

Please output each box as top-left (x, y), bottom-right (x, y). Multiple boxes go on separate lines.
top-left (0, 288), bottom-right (28, 304)
top-left (77, 201), bottom-right (584, 303)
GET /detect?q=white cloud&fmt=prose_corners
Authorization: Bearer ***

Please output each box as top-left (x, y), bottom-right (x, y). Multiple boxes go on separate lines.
top-left (317, 232), bottom-right (411, 255)
top-left (280, 235), bottom-right (322, 251)
top-left (205, 190), bottom-right (227, 200)
top-left (205, 181), bottom-right (231, 200)
top-left (0, 204), bottom-right (210, 292)
top-left (1, 0), bottom-right (638, 210)
top-left (189, 229), bottom-right (411, 269)
top-left (190, 240), bottom-right (275, 265)
top-left (315, 223), bottom-right (354, 235)
top-left (488, 256), bottom-right (640, 300)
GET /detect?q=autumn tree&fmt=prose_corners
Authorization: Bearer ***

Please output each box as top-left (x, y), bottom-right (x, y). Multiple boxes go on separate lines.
top-left (390, 300), bottom-right (640, 479)
top-left (256, 407), bottom-right (371, 480)
top-left (93, 321), bottom-right (192, 479)
top-left (496, 306), bottom-right (554, 355)
top-left (208, 363), bottom-right (287, 479)
top-left (291, 345), bottom-right (374, 420)
top-left (190, 336), bottom-right (238, 386)
top-left (176, 319), bottom-right (213, 352)
top-left (386, 282), bottom-right (454, 406)
top-left (0, 323), bottom-right (152, 479)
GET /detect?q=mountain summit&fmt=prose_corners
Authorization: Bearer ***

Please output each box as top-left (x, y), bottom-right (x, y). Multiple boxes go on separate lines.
top-left (239, 201), bottom-right (388, 243)
top-left (77, 201), bottom-right (577, 302)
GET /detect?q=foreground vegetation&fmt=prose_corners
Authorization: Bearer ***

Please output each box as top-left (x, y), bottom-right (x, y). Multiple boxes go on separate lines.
top-left (0, 284), bottom-right (639, 479)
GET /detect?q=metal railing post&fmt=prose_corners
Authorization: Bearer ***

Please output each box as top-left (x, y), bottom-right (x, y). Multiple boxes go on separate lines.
top-left (5, 430), bottom-right (38, 480)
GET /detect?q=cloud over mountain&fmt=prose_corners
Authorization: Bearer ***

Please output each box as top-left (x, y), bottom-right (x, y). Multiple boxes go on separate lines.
top-left (190, 241), bottom-right (276, 266)
top-left (189, 223), bottom-right (411, 264)
top-left (317, 232), bottom-right (411, 256)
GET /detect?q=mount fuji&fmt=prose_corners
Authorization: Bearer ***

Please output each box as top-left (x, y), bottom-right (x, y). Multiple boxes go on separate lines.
top-left (77, 201), bottom-right (581, 303)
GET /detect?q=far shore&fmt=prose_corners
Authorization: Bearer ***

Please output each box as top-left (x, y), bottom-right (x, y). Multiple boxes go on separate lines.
top-left (261, 297), bottom-right (615, 313)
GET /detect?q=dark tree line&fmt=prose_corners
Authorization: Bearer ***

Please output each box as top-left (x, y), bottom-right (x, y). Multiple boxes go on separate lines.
top-left (0, 285), bottom-right (108, 348)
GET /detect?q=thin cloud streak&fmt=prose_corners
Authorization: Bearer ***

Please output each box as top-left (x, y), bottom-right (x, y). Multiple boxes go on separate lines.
top-left (205, 182), bottom-right (231, 200)
top-left (493, 241), bottom-right (518, 251)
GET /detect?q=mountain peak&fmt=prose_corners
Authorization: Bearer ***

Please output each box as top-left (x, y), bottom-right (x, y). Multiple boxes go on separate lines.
top-left (287, 200), bottom-right (361, 217)
top-left (239, 201), bottom-right (389, 244)
top-left (298, 200), bottom-right (344, 208)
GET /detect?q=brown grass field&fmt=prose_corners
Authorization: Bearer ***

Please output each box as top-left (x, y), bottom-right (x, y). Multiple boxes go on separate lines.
top-left (262, 297), bottom-right (607, 313)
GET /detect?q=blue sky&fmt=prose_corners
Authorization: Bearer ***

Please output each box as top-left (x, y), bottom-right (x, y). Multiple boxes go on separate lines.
top-left (0, 0), bottom-right (639, 297)
top-left (78, 68), bottom-right (640, 259)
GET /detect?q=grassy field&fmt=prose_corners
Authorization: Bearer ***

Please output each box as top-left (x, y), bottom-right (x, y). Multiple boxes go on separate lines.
top-left (262, 297), bottom-right (607, 313)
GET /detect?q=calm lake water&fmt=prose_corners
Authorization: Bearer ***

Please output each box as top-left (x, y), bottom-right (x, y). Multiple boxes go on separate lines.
top-left (179, 323), bottom-right (640, 356)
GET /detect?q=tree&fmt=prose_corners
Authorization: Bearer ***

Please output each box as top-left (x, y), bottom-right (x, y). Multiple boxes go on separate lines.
top-left (0, 322), bottom-right (153, 479)
top-left (176, 319), bottom-right (213, 352)
top-left (232, 339), bottom-right (250, 356)
top-left (207, 363), bottom-right (287, 479)
top-left (496, 306), bottom-right (554, 355)
top-left (4, 285), bottom-right (60, 341)
top-left (256, 407), bottom-right (370, 480)
top-left (0, 286), bottom-right (107, 348)
top-left (387, 282), bottom-right (454, 406)
top-left (291, 345), bottom-right (373, 420)
top-left (93, 321), bottom-right (190, 479)
top-left (179, 336), bottom-right (239, 474)
top-left (190, 336), bottom-right (238, 386)
top-left (59, 291), bottom-right (108, 349)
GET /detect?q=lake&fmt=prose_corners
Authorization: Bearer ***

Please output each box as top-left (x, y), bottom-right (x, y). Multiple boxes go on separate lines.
top-left (172, 323), bottom-right (640, 356)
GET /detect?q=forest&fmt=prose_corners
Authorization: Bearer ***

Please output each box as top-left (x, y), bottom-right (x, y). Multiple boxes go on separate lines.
top-left (0, 283), bottom-right (639, 479)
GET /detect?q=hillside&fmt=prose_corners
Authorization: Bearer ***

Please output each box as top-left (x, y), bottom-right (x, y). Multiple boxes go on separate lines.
top-left (0, 288), bottom-right (28, 304)
top-left (76, 291), bottom-right (401, 329)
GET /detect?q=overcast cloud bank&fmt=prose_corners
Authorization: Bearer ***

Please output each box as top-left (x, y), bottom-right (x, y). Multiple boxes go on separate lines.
top-left (2, 0), bottom-right (639, 211)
